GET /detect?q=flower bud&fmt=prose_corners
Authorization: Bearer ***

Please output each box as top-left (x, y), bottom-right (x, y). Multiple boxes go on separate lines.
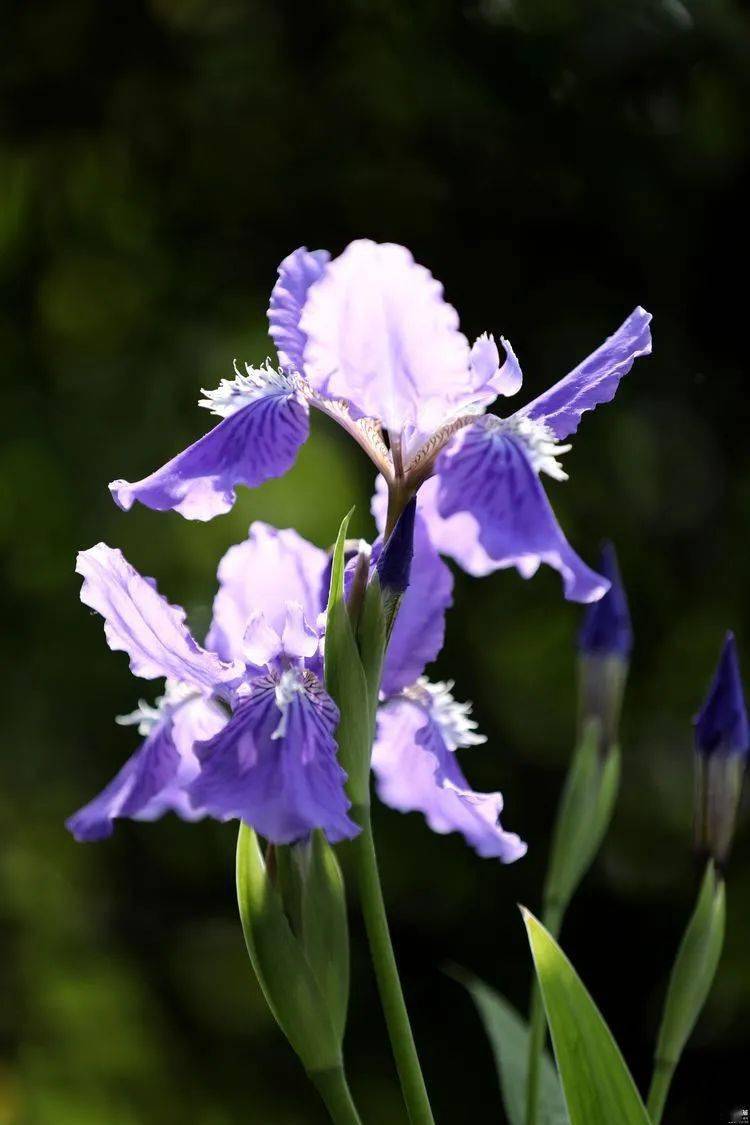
top-left (693, 631), bottom-right (749, 864)
top-left (376, 496), bottom-right (416, 640)
top-left (577, 542), bottom-right (632, 755)
top-left (235, 824), bottom-right (350, 1075)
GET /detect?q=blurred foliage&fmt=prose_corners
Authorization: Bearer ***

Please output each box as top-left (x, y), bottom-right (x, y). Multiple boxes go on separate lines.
top-left (2, 0), bottom-right (750, 1121)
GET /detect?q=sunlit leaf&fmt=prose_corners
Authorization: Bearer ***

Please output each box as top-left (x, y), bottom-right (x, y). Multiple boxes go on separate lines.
top-left (523, 911), bottom-right (651, 1125)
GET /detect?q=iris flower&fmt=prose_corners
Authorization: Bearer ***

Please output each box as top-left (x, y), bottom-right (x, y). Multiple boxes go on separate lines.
top-left (111, 240), bottom-right (652, 603)
top-left (68, 517), bottom-right (524, 861)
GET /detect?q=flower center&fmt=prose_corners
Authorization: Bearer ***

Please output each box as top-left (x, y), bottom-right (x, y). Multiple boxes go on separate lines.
top-left (485, 414), bottom-right (571, 481)
top-left (200, 360), bottom-right (302, 418)
top-left (404, 677), bottom-right (486, 752)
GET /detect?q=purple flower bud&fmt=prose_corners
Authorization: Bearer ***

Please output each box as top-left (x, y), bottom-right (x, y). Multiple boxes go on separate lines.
top-left (578, 542), bottom-right (632, 659)
top-left (376, 497), bottom-right (416, 597)
top-left (694, 632), bottom-right (749, 759)
top-left (694, 633), bottom-right (748, 865)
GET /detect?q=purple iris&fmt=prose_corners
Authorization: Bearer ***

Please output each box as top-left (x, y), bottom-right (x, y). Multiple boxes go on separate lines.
top-left (68, 518), bottom-right (525, 861)
top-left (694, 632), bottom-right (749, 759)
top-left (110, 240), bottom-right (652, 603)
top-left (67, 531), bottom-right (355, 845)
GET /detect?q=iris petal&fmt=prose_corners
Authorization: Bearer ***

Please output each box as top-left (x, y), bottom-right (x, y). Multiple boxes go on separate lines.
top-left (372, 693), bottom-right (526, 862)
top-left (521, 306), bottom-right (652, 440)
top-left (77, 544), bottom-right (243, 689)
top-left (188, 673), bottom-right (358, 844)
top-left (207, 523), bottom-right (328, 663)
top-left (110, 391), bottom-right (309, 521)
top-left (435, 422), bottom-right (608, 603)
top-left (66, 696), bottom-right (226, 841)
top-left (268, 246), bottom-right (331, 373)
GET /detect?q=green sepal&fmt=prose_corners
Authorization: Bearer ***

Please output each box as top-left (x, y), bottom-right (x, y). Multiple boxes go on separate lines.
top-left (458, 973), bottom-right (568, 1125)
top-left (300, 830), bottom-right (351, 1046)
top-left (543, 725), bottom-right (621, 931)
top-left (323, 508), bottom-right (372, 808)
top-left (652, 860), bottom-right (725, 1073)
top-left (236, 823), bottom-right (342, 1074)
top-left (523, 910), bottom-right (651, 1125)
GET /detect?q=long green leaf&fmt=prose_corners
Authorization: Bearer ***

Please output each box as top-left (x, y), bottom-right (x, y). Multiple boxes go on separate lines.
top-left (523, 910), bottom-right (651, 1125)
top-left (463, 976), bottom-right (568, 1125)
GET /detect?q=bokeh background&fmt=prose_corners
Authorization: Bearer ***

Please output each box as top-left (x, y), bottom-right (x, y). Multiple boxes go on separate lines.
top-left (2, 1), bottom-right (750, 1121)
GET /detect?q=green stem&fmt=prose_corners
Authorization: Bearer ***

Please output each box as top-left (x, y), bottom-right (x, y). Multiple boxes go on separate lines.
top-left (646, 1058), bottom-right (675, 1124)
top-left (525, 899), bottom-right (563, 1125)
top-left (309, 1065), bottom-right (364, 1125)
top-left (351, 806), bottom-right (435, 1125)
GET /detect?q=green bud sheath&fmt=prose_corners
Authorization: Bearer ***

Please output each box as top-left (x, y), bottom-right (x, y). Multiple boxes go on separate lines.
top-left (299, 830), bottom-right (351, 1046)
top-left (236, 823), bottom-right (343, 1075)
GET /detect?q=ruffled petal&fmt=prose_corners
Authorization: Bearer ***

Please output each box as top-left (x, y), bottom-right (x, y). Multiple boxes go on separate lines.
top-left (300, 239), bottom-right (473, 441)
top-left (281, 602), bottom-right (320, 660)
top-left (65, 696), bottom-right (227, 841)
top-left (435, 422), bottom-right (608, 602)
top-left (110, 384), bottom-right (309, 521)
top-left (372, 690), bottom-right (526, 862)
top-left (188, 671), bottom-right (358, 844)
top-left (267, 246), bottom-right (331, 372)
top-left (470, 334), bottom-right (523, 398)
top-left (207, 523), bottom-right (328, 662)
top-left (520, 307), bottom-right (652, 440)
top-left (243, 611), bottom-right (283, 668)
top-left (77, 544), bottom-right (243, 688)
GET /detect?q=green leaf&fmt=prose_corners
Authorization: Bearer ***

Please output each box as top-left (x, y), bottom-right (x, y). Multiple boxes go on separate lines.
top-left (236, 824), bottom-right (341, 1074)
top-left (523, 910), bottom-right (651, 1125)
top-left (323, 508), bottom-right (372, 807)
top-left (463, 976), bottom-right (568, 1125)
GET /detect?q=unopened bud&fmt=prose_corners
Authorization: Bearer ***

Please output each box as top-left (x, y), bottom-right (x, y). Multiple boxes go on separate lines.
top-left (236, 825), bottom-right (350, 1074)
top-left (376, 496), bottom-right (416, 639)
top-left (693, 632), bottom-right (748, 864)
top-left (577, 542), bottom-right (632, 755)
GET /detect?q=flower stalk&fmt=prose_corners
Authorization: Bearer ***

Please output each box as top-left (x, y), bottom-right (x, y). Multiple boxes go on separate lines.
top-left (350, 805), bottom-right (436, 1125)
top-left (326, 506), bottom-right (435, 1125)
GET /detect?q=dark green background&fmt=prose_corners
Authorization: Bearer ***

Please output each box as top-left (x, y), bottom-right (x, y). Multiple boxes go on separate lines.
top-left (2, 1), bottom-right (749, 1121)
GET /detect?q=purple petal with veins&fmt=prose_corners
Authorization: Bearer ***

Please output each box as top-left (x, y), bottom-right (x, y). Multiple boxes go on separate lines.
top-left (207, 523), bottom-right (328, 663)
top-left (268, 246), bottom-right (331, 373)
top-left (435, 421), bottom-right (608, 602)
top-left (66, 695), bottom-right (226, 841)
top-left (110, 368), bottom-right (309, 521)
top-left (188, 671), bottom-right (358, 844)
top-left (77, 544), bottom-right (243, 689)
top-left (520, 306), bottom-right (652, 440)
top-left (300, 239), bottom-right (479, 443)
top-left (372, 686), bottom-right (526, 862)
